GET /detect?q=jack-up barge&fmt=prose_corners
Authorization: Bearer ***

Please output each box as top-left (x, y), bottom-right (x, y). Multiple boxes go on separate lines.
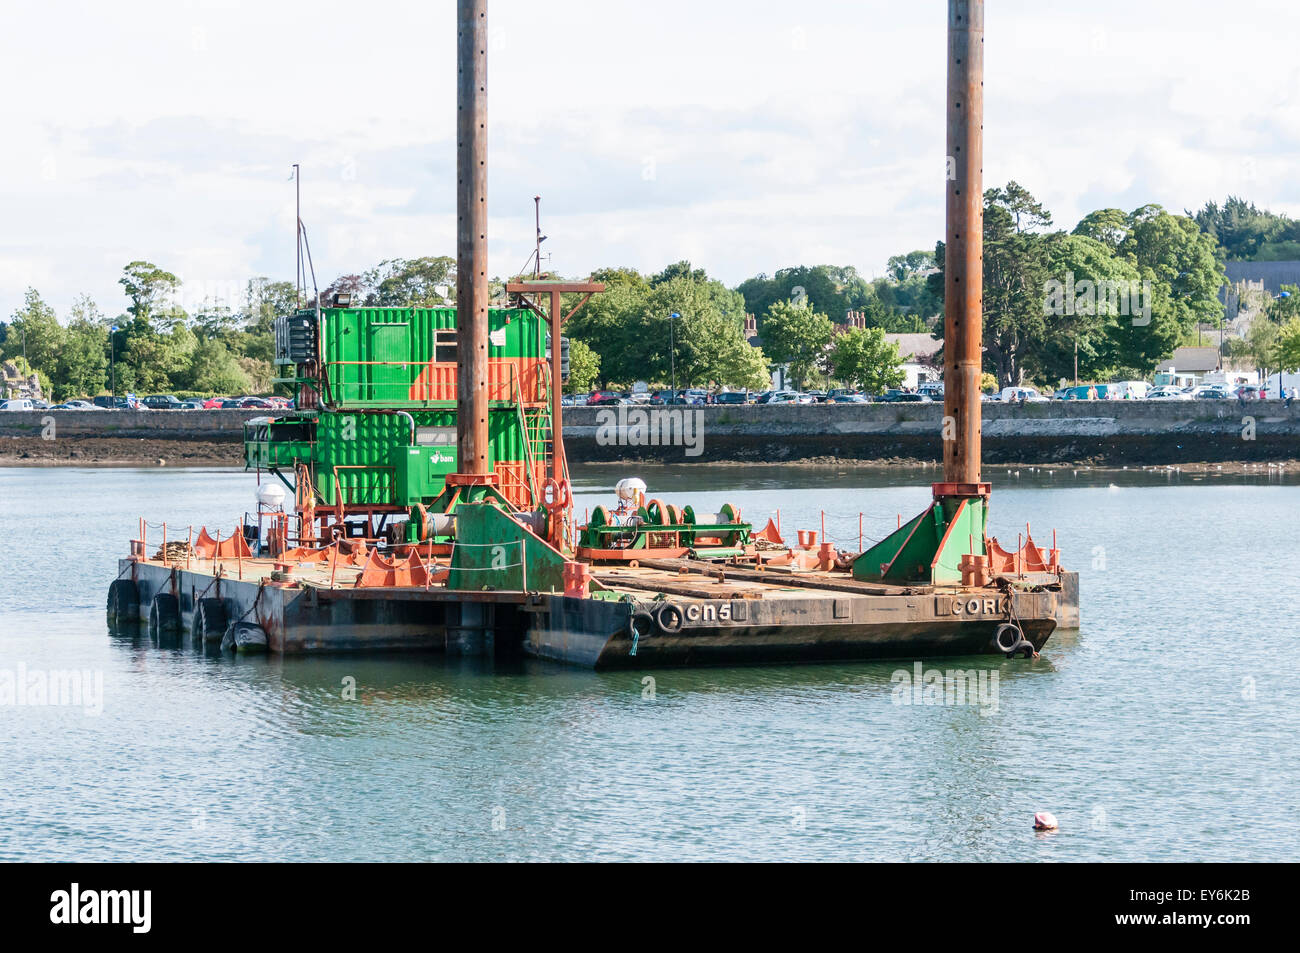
top-left (108, 0), bottom-right (1078, 668)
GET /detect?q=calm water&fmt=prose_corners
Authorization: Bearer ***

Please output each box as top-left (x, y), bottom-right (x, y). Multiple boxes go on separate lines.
top-left (1, 463), bottom-right (1297, 862)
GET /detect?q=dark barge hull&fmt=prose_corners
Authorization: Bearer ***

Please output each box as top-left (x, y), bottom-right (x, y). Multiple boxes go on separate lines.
top-left (114, 559), bottom-right (1076, 670)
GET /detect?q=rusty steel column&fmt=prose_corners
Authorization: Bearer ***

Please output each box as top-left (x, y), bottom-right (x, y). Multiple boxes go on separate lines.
top-left (943, 0), bottom-right (983, 486)
top-left (550, 289), bottom-right (565, 485)
top-left (456, 0), bottom-right (490, 474)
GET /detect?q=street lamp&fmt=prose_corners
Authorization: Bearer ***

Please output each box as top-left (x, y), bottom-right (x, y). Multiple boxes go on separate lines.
top-left (668, 312), bottom-right (681, 399)
top-left (109, 325), bottom-right (120, 400)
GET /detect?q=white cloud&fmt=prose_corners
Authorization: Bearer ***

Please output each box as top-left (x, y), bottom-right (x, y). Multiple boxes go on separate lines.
top-left (2, 0), bottom-right (1299, 321)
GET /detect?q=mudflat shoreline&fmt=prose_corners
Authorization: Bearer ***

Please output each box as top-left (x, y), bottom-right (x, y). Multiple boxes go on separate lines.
top-left (1, 433), bottom-right (1294, 475)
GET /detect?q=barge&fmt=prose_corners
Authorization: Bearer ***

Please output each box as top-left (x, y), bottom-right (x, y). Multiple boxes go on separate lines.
top-left (108, 0), bottom-right (1078, 669)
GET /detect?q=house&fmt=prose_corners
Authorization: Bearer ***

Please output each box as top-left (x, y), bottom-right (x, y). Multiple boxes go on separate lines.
top-left (1153, 346), bottom-right (1223, 388)
top-left (883, 331), bottom-right (943, 390)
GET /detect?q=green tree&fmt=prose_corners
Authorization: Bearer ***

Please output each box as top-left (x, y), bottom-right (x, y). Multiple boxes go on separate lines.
top-left (1190, 196), bottom-right (1300, 261)
top-left (758, 300), bottom-right (833, 388)
top-left (1121, 205), bottom-right (1225, 328)
top-left (241, 277), bottom-right (298, 364)
top-left (567, 338), bottom-right (600, 393)
top-left (738, 265), bottom-right (870, 325)
top-left (1072, 208), bottom-right (1129, 252)
top-left (1276, 319), bottom-right (1300, 373)
top-left (645, 276), bottom-right (757, 387)
top-left (1044, 233), bottom-right (1142, 383)
top-left (364, 257), bottom-right (455, 307)
top-left (54, 296), bottom-right (109, 399)
top-left (119, 261), bottom-right (181, 327)
top-left (4, 288), bottom-right (65, 377)
top-left (886, 250), bottom-right (935, 282)
top-left (978, 188), bottom-right (1055, 388)
top-left (1268, 285), bottom-right (1300, 324)
top-left (829, 327), bottom-right (905, 393)
top-left (116, 318), bottom-right (197, 393)
top-left (187, 339), bottom-right (252, 393)
top-left (565, 267), bottom-right (654, 385)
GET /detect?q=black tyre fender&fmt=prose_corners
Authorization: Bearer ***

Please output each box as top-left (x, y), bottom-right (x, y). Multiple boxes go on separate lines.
top-left (222, 621), bottom-right (269, 654)
top-left (148, 592), bottom-right (181, 637)
top-left (106, 578), bottom-right (139, 625)
top-left (192, 597), bottom-right (228, 645)
top-left (655, 602), bottom-right (684, 634)
top-left (994, 622), bottom-right (1022, 654)
top-left (630, 609), bottom-right (655, 639)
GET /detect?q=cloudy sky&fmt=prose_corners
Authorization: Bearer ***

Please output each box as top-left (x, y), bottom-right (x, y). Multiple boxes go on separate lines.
top-left (3, 0), bottom-right (1298, 321)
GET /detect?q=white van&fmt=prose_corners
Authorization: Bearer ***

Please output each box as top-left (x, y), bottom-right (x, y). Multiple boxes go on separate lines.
top-left (997, 386), bottom-right (1047, 402)
top-left (0, 398), bottom-right (36, 411)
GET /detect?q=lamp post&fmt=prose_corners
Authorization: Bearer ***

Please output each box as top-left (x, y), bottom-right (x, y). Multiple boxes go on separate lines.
top-left (109, 325), bottom-right (119, 400)
top-left (668, 311), bottom-right (680, 399)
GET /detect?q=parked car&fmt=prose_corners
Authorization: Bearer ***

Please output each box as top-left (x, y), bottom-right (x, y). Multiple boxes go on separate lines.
top-left (765, 391), bottom-right (804, 404)
top-left (878, 389), bottom-right (910, 403)
top-left (0, 399), bottom-right (36, 411)
top-left (1190, 386), bottom-right (1228, 400)
top-left (830, 393), bottom-right (871, 403)
top-left (560, 394), bottom-right (582, 407)
top-left (893, 393), bottom-right (934, 403)
top-left (804, 390), bottom-right (829, 403)
top-left (180, 399), bottom-right (206, 410)
top-left (238, 397), bottom-right (275, 409)
top-left (144, 394), bottom-right (183, 410)
top-left (713, 391), bottom-right (749, 405)
top-left (50, 399), bottom-right (102, 410)
top-left (202, 397), bottom-right (228, 409)
top-left (1147, 385), bottom-right (1191, 400)
top-left (586, 390), bottom-right (623, 406)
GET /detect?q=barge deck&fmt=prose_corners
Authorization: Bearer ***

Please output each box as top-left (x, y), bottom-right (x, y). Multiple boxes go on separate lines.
top-left (111, 549), bottom-right (1077, 669)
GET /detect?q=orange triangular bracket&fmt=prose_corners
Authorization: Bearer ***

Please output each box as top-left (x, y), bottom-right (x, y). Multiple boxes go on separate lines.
top-left (194, 526), bottom-right (252, 559)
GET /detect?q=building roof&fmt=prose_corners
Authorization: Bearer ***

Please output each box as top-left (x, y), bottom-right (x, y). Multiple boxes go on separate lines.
top-left (884, 333), bottom-right (943, 362)
top-left (1224, 260), bottom-right (1300, 296)
top-left (1155, 346), bottom-right (1221, 374)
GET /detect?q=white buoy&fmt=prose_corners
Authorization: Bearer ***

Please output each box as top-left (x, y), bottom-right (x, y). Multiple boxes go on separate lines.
top-left (257, 482), bottom-right (286, 509)
top-left (1033, 811), bottom-right (1059, 831)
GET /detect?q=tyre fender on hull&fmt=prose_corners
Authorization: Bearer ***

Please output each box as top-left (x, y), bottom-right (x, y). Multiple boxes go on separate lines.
top-left (106, 578), bottom-right (139, 626)
top-left (191, 598), bottom-right (228, 645)
top-left (995, 622), bottom-right (1035, 658)
top-left (221, 621), bottom-right (269, 654)
top-left (148, 592), bottom-right (181, 639)
top-left (654, 602), bottom-right (684, 634)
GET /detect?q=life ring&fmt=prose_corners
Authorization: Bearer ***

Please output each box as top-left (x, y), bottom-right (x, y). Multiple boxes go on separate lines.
top-left (542, 478), bottom-right (571, 512)
top-left (655, 602), bottom-right (684, 634)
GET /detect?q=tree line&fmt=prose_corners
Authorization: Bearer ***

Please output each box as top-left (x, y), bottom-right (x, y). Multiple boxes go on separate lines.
top-left (6, 188), bottom-right (1300, 401)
